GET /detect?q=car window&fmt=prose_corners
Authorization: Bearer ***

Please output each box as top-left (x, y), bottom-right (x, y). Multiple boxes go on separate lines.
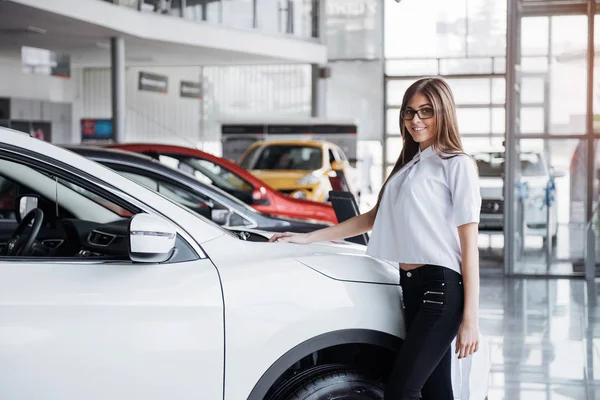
top-left (179, 157), bottom-right (253, 192)
top-left (249, 145), bottom-right (323, 171)
top-left (120, 172), bottom-right (159, 191)
top-left (57, 177), bottom-right (133, 218)
top-left (158, 154), bottom-right (253, 196)
top-left (0, 161), bottom-right (128, 223)
top-left (0, 176), bottom-right (18, 219)
top-left (0, 155), bottom-right (202, 262)
top-left (239, 146), bottom-right (261, 169)
top-left (328, 149), bottom-right (336, 165)
top-left (119, 171), bottom-right (253, 228)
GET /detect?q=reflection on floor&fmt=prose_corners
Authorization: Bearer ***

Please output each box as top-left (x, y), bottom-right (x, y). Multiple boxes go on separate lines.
top-left (480, 276), bottom-right (600, 399)
top-left (479, 224), bottom-right (600, 276)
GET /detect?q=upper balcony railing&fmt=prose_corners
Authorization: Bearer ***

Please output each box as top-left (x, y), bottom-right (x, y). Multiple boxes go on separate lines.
top-left (102, 0), bottom-right (319, 40)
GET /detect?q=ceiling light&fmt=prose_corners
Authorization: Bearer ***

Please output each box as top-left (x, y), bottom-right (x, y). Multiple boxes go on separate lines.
top-left (27, 25), bottom-right (47, 34)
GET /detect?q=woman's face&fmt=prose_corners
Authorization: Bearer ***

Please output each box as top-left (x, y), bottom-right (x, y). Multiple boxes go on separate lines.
top-left (403, 92), bottom-right (436, 149)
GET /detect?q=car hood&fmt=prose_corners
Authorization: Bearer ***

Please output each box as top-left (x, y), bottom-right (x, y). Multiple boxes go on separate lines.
top-left (250, 170), bottom-right (317, 188)
top-left (204, 230), bottom-right (400, 285)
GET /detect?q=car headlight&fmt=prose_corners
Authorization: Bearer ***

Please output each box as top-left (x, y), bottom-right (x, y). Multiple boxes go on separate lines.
top-left (297, 174), bottom-right (319, 185)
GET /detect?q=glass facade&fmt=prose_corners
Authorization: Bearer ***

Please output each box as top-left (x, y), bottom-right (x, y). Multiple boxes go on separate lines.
top-left (326, 0), bottom-right (382, 60)
top-left (200, 64), bottom-right (312, 145)
top-left (383, 0), bottom-right (600, 277)
top-left (384, 0), bottom-right (508, 272)
top-left (502, 1), bottom-right (600, 277)
top-left (102, 0), bottom-right (318, 39)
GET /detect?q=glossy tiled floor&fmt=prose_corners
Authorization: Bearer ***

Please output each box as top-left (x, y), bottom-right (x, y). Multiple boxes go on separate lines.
top-left (480, 276), bottom-right (600, 399)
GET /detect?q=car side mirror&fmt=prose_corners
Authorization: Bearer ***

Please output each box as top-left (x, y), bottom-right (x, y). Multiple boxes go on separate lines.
top-left (129, 214), bottom-right (176, 263)
top-left (17, 195), bottom-right (39, 222)
top-left (211, 208), bottom-right (231, 226)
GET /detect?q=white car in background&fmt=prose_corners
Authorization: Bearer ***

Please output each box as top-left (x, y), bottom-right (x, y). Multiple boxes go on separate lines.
top-left (0, 128), bottom-right (489, 400)
top-left (472, 149), bottom-right (560, 245)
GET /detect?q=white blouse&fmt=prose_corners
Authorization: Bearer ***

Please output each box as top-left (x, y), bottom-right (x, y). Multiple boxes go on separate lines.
top-left (366, 145), bottom-right (481, 274)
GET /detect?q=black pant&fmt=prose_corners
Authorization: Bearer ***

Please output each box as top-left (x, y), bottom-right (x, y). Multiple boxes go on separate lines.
top-left (385, 265), bottom-right (464, 400)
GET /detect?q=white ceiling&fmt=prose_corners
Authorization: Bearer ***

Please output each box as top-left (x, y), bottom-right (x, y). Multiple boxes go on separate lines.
top-left (0, 0), bottom-right (326, 67)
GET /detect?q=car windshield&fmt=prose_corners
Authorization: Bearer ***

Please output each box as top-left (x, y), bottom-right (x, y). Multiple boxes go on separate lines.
top-left (178, 157), bottom-right (252, 193)
top-left (244, 145), bottom-right (323, 171)
top-left (472, 152), bottom-right (547, 177)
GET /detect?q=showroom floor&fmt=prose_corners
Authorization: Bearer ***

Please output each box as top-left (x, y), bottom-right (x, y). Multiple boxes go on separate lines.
top-left (480, 275), bottom-right (600, 399)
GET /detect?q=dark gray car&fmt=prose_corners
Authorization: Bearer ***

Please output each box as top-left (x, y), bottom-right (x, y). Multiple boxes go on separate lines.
top-left (65, 146), bottom-right (331, 234)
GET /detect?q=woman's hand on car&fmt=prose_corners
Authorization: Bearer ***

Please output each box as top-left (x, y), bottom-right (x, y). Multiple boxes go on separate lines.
top-left (269, 232), bottom-right (311, 244)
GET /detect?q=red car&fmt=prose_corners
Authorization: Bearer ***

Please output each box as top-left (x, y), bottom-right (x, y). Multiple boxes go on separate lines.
top-left (106, 143), bottom-right (338, 224)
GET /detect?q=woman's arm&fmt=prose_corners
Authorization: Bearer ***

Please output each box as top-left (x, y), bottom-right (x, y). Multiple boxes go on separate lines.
top-left (269, 207), bottom-right (378, 244)
top-left (456, 221), bottom-right (480, 359)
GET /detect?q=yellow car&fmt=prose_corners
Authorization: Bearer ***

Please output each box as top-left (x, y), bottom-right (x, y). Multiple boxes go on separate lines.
top-left (238, 140), bottom-right (359, 202)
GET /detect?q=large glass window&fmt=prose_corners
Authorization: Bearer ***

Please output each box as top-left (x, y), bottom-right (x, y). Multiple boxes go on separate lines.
top-left (256, 0), bottom-right (280, 34)
top-left (384, 0), bottom-right (508, 272)
top-left (184, 0), bottom-right (221, 23)
top-left (327, 0), bottom-right (381, 59)
top-left (222, 0), bottom-right (254, 29)
top-left (384, 0), bottom-right (506, 59)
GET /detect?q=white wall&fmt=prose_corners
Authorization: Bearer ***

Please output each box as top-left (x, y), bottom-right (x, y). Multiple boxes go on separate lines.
top-left (81, 66), bottom-right (203, 145)
top-left (0, 54), bottom-right (80, 144)
top-left (0, 54), bottom-right (76, 103)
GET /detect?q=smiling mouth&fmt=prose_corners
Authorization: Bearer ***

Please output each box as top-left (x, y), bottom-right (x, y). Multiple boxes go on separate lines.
top-left (412, 127), bottom-right (426, 131)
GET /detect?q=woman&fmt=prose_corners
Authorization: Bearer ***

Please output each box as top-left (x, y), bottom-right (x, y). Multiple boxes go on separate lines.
top-left (269, 77), bottom-right (481, 399)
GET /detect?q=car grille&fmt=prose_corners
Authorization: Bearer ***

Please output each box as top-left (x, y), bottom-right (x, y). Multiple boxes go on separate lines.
top-left (481, 199), bottom-right (504, 215)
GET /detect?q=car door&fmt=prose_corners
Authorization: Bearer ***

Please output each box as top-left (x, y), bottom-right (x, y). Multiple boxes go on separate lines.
top-left (0, 152), bottom-right (224, 400)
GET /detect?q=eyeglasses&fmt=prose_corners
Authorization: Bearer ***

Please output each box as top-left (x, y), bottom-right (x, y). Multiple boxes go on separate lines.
top-left (400, 108), bottom-right (435, 121)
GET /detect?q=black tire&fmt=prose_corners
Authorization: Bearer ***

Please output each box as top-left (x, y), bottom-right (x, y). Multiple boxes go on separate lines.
top-left (267, 364), bottom-right (384, 400)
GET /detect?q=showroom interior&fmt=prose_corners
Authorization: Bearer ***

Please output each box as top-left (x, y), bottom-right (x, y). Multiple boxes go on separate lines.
top-left (0, 0), bottom-right (599, 399)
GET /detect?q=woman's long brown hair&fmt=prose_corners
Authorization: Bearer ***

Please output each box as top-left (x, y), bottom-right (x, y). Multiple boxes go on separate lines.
top-left (374, 77), bottom-right (466, 210)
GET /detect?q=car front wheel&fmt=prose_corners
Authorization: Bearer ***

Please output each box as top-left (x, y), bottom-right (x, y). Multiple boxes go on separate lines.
top-left (267, 364), bottom-right (384, 400)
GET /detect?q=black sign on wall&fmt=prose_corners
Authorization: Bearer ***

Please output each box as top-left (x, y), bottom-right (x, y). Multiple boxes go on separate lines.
top-left (10, 120), bottom-right (52, 142)
top-left (138, 71), bottom-right (168, 94)
top-left (0, 98), bottom-right (10, 120)
top-left (180, 81), bottom-right (203, 99)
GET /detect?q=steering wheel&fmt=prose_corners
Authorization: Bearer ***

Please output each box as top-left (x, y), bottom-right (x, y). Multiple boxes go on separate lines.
top-left (5, 208), bottom-right (44, 256)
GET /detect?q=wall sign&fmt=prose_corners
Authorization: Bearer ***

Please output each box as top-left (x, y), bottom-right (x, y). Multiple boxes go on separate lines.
top-left (81, 118), bottom-right (114, 143)
top-left (138, 72), bottom-right (168, 94)
top-left (180, 81), bottom-right (203, 99)
top-left (220, 122), bottom-right (358, 162)
top-left (0, 98), bottom-right (10, 120)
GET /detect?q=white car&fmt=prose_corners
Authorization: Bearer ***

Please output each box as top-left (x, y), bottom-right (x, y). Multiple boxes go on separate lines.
top-left (473, 149), bottom-right (560, 245)
top-left (0, 128), bottom-right (488, 400)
